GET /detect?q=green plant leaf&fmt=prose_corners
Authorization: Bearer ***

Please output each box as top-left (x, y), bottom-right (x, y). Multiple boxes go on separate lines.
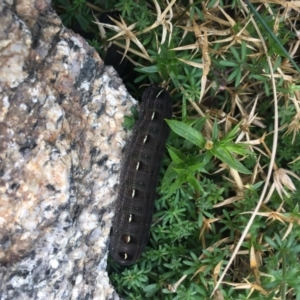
top-left (166, 120), bottom-right (206, 148)
top-left (166, 145), bottom-right (186, 163)
top-left (210, 147), bottom-right (251, 174)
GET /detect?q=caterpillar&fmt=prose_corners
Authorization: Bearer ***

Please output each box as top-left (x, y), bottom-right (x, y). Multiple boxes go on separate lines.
top-left (109, 85), bottom-right (172, 266)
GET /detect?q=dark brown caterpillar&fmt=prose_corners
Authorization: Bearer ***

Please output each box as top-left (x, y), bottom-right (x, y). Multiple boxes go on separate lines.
top-left (109, 85), bottom-right (172, 266)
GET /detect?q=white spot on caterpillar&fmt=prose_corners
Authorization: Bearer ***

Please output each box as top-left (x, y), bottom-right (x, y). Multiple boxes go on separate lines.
top-left (132, 189), bottom-right (135, 198)
top-left (124, 253), bottom-right (128, 259)
top-left (143, 135), bottom-right (148, 144)
top-left (136, 161), bottom-right (140, 170)
top-left (129, 214), bottom-right (132, 222)
top-left (122, 235), bottom-right (131, 243)
top-left (156, 89), bottom-right (164, 98)
top-left (151, 112), bottom-right (155, 120)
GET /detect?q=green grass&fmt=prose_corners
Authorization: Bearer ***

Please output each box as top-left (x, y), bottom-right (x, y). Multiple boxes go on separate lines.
top-left (53, 0), bottom-right (300, 299)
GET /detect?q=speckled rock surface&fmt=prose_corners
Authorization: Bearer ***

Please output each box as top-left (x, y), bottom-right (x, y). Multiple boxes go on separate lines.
top-left (0, 1), bottom-right (136, 299)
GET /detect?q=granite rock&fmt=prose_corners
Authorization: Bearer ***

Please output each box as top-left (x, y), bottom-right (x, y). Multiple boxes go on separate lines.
top-left (0, 1), bottom-right (136, 299)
